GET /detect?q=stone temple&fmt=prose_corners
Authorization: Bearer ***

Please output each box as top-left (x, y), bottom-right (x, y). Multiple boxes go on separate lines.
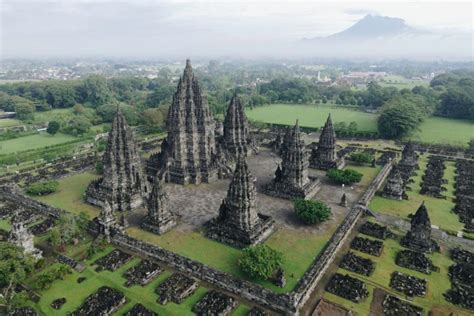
top-left (402, 202), bottom-right (438, 253)
top-left (9, 211), bottom-right (42, 259)
top-left (147, 59), bottom-right (220, 185)
top-left (310, 114), bottom-right (345, 170)
top-left (86, 110), bottom-right (146, 212)
top-left (97, 199), bottom-right (122, 242)
top-left (398, 141), bottom-right (419, 182)
top-left (222, 94), bottom-right (255, 159)
top-left (141, 175), bottom-right (177, 235)
top-left (380, 167), bottom-right (406, 200)
top-left (264, 121), bottom-right (321, 200)
top-left (205, 156), bottom-right (275, 248)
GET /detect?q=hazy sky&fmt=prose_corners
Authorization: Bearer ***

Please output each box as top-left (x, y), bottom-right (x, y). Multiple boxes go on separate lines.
top-left (1, 0), bottom-right (472, 58)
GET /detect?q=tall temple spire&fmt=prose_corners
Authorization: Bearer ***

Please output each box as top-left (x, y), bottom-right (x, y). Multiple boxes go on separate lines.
top-left (380, 167), bottom-right (406, 200)
top-left (264, 120), bottom-right (320, 199)
top-left (402, 202), bottom-right (438, 252)
top-left (206, 156), bottom-right (275, 248)
top-left (310, 114), bottom-right (344, 170)
top-left (142, 176), bottom-right (177, 235)
top-left (223, 94), bottom-right (252, 158)
top-left (9, 211), bottom-right (42, 259)
top-left (157, 59), bottom-right (218, 185)
top-left (86, 111), bottom-right (146, 212)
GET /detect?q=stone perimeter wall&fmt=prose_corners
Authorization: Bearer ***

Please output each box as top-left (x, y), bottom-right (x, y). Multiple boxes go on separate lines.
top-left (0, 161), bottom-right (394, 315)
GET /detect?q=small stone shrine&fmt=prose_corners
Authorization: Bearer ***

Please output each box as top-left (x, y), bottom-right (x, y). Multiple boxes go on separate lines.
top-left (402, 202), bottom-right (438, 253)
top-left (141, 175), bottom-right (177, 235)
top-left (380, 167), bottom-right (406, 200)
top-left (192, 290), bottom-right (237, 316)
top-left (310, 114), bottom-right (345, 170)
top-left (264, 121), bottom-right (321, 200)
top-left (389, 271), bottom-right (427, 297)
top-left (86, 110), bottom-right (146, 211)
top-left (382, 295), bottom-right (423, 316)
top-left (206, 156), bottom-right (275, 248)
top-left (156, 273), bottom-right (198, 305)
top-left (326, 273), bottom-right (369, 303)
top-left (97, 200), bottom-right (121, 242)
top-left (9, 211), bottom-right (42, 259)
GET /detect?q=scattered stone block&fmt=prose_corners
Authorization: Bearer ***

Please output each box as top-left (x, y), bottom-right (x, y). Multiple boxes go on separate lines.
top-left (350, 236), bottom-right (383, 257)
top-left (7, 307), bottom-right (38, 316)
top-left (77, 277), bottom-right (86, 284)
top-left (94, 249), bottom-right (133, 272)
top-left (50, 298), bottom-right (66, 310)
top-left (326, 273), bottom-right (369, 303)
top-left (124, 304), bottom-right (157, 316)
top-left (395, 250), bottom-right (434, 274)
top-left (156, 273), bottom-right (198, 305)
top-left (451, 247), bottom-right (474, 264)
top-left (340, 252), bottom-right (375, 276)
top-left (382, 294), bottom-right (423, 316)
top-left (192, 290), bottom-right (237, 316)
top-left (123, 260), bottom-right (163, 287)
top-left (390, 271), bottom-right (427, 297)
top-left (69, 286), bottom-right (126, 316)
top-left (359, 221), bottom-right (393, 240)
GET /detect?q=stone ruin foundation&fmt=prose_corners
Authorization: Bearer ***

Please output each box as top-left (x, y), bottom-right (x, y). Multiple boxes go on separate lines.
top-left (395, 249), bottom-right (435, 274)
top-left (69, 286), bottom-right (126, 316)
top-left (359, 221), bottom-right (393, 240)
top-left (451, 247), bottom-right (474, 264)
top-left (94, 249), bottom-right (133, 272)
top-left (7, 307), bottom-right (38, 316)
top-left (445, 263), bottom-right (474, 310)
top-left (192, 290), bottom-right (238, 316)
top-left (350, 236), bottom-right (384, 257)
top-left (389, 271), bottom-right (427, 297)
top-left (50, 298), bottom-right (66, 310)
top-left (124, 304), bottom-right (157, 316)
top-left (326, 273), bottom-right (369, 303)
top-left (339, 251), bottom-right (376, 276)
top-left (156, 273), bottom-right (198, 305)
top-left (382, 294), bottom-right (423, 316)
top-left (123, 259), bottom-right (163, 287)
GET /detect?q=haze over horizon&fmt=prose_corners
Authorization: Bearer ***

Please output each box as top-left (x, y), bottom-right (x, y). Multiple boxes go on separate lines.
top-left (1, 0), bottom-right (472, 60)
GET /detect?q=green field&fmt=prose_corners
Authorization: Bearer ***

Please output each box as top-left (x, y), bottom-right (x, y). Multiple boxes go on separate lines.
top-left (35, 171), bottom-right (100, 218)
top-left (246, 104), bottom-right (473, 145)
top-left (323, 230), bottom-right (471, 315)
top-left (0, 118), bottom-right (22, 127)
top-left (246, 104), bottom-right (378, 132)
top-left (379, 74), bottom-right (430, 89)
top-left (0, 132), bottom-right (80, 155)
top-left (370, 155), bottom-right (463, 232)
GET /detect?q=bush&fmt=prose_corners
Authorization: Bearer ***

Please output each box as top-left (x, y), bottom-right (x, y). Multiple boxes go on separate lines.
top-left (350, 152), bottom-right (373, 164)
top-left (26, 180), bottom-right (59, 196)
top-left (293, 198), bottom-right (331, 224)
top-left (238, 245), bottom-right (284, 280)
top-left (327, 168), bottom-right (363, 185)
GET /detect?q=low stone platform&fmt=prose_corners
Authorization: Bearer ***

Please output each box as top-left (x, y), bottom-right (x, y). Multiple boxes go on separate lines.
top-left (350, 236), bottom-right (384, 257)
top-left (263, 176), bottom-right (321, 200)
top-left (382, 295), bottom-right (423, 316)
top-left (141, 215), bottom-right (177, 235)
top-left (123, 259), bottom-right (163, 287)
top-left (339, 252), bottom-right (375, 276)
top-left (69, 286), bottom-right (126, 316)
top-left (94, 249), bottom-right (133, 272)
top-left (205, 213), bottom-right (275, 248)
top-left (156, 273), bottom-right (198, 305)
top-left (389, 271), bottom-right (427, 297)
top-left (326, 273), bottom-right (369, 303)
top-left (192, 290), bottom-right (238, 316)
top-left (395, 250), bottom-right (434, 274)
top-left (124, 304), bottom-right (157, 316)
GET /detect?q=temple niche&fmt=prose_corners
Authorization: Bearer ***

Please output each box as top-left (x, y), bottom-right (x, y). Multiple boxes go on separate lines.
top-left (310, 114), bottom-right (345, 170)
top-left (147, 59), bottom-right (221, 185)
top-left (380, 167), bottom-right (406, 200)
top-left (97, 200), bottom-right (122, 242)
top-left (222, 94), bottom-right (256, 159)
top-left (205, 157), bottom-right (275, 248)
top-left (141, 175), bottom-right (177, 235)
top-left (9, 211), bottom-right (42, 259)
top-left (264, 121), bottom-right (321, 200)
top-left (86, 110), bottom-right (146, 212)
top-left (402, 202), bottom-right (439, 253)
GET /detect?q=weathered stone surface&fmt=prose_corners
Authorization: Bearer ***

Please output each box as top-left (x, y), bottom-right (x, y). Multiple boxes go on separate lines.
top-left (222, 94), bottom-right (255, 158)
top-left (350, 236), bottom-right (384, 257)
top-left (29, 217), bottom-right (56, 236)
top-left (86, 110), bottom-right (146, 211)
top-left (382, 294), bottom-right (423, 316)
top-left (340, 252), bottom-right (375, 276)
top-left (7, 307), bottom-right (38, 316)
top-left (94, 249), bottom-right (133, 272)
top-left (396, 250), bottom-right (434, 274)
top-left (451, 247), bottom-right (474, 264)
top-left (148, 59), bottom-right (220, 185)
top-left (310, 115), bottom-right (345, 170)
top-left (156, 273), bottom-right (198, 305)
top-left (390, 271), bottom-right (427, 297)
top-left (402, 202), bottom-right (439, 253)
top-left (359, 221), bottom-right (393, 240)
top-left (124, 304), bottom-right (157, 316)
top-left (454, 159), bottom-right (474, 231)
top-left (380, 167), bottom-right (406, 200)
top-left (445, 263), bottom-right (474, 310)
top-left (326, 273), bottom-right (369, 303)
top-left (69, 286), bottom-right (126, 316)
top-left (206, 157), bottom-right (275, 248)
top-left (123, 259), bottom-right (163, 287)
top-left (96, 200), bottom-right (122, 241)
top-left (57, 254), bottom-right (85, 272)
top-left (50, 298), bottom-right (66, 310)
top-left (420, 155), bottom-right (446, 198)
top-left (247, 307), bottom-right (268, 316)
top-left (9, 211), bottom-right (42, 259)
top-left (142, 176), bottom-right (177, 235)
top-left (193, 290), bottom-right (238, 316)
top-left (264, 121), bottom-right (320, 200)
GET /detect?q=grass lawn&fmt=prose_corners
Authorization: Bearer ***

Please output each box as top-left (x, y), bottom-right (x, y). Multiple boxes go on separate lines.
top-left (31, 246), bottom-right (209, 316)
top-left (246, 104), bottom-right (473, 145)
top-left (324, 231), bottom-right (471, 315)
top-left (34, 171), bottom-right (100, 218)
top-left (379, 75), bottom-right (430, 89)
top-left (127, 226), bottom-right (332, 293)
top-left (246, 104), bottom-right (379, 132)
top-left (0, 132), bottom-right (80, 155)
top-left (413, 116), bottom-right (474, 146)
top-left (369, 155), bottom-right (463, 232)
top-left (32, 108), bottom-right (74, 124)
top-left (0, 118), bottom-right (22, 127)
top-left (345, 162), bottom-right (381, 187)
top-left (0, 219), bottom-right (10, 231)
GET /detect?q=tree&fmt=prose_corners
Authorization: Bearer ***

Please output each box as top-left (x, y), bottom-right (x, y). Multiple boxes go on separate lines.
top-left (80, 75), bottom-right (112, 107)
top-left (63, 115), bottom-right (92, 136)
top-left (238, 245), bottom-right (284, 280)
top-left (0, 243), bottom-right (35, 310)
top-left (293, 199), bottom-right (331, 224)
top-left (378, 102), bottom-right (422, 139)
top-left (12, 96), bottom-right (35, 120)
top-left (327, 168), bottom-right (363, 185)
top-left (46, 121), bottom-right (60, 136)
top-left (350, 152), bottom-right (373, 164)
top-left (26, 180), bottom-right (59, 196)
top-left (141, 108), bottom-right (165, 133)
